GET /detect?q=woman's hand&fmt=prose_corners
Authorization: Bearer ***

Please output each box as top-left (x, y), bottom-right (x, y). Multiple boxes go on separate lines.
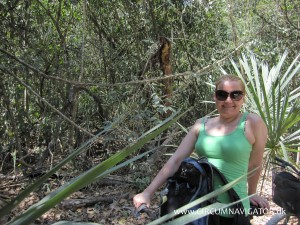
top-left (133, 191), bottom-right (151, 209)
top-left (250, 194), bottom-right (270, 210)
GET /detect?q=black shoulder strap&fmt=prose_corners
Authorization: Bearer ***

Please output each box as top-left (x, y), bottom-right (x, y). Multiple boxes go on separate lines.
top-left (196, 157), bottom-right (215, 193)
top-left (184, 157), bottom-right (208, 176)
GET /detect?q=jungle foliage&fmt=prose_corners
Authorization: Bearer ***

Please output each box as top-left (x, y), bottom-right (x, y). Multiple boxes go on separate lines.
top-left (0, 0), bottom-right (299, 224)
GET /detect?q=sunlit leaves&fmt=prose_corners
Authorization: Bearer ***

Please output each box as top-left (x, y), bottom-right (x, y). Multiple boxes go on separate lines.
top-left (228, 50), bottom-right (300, 158)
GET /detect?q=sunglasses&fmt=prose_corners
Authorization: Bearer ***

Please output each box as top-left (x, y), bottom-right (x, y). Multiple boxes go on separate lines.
top-left (215, 90), bottom-right (244, 101)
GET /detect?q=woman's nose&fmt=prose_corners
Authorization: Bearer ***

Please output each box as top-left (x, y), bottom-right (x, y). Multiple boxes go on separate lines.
top-left (224, 95), bottom-right (233, 102)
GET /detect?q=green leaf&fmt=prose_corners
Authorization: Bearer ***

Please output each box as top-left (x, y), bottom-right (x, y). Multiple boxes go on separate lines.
top-left (147, 168), bottom-right (257, 225)
top-left (229, 50), bottom-right (300, 156)
top-left (6, 109), bottom-right (189, 225)
top-left (0, 124), bottom-right (114, 218)
top-left (52, 222), bottom-right (102, 225)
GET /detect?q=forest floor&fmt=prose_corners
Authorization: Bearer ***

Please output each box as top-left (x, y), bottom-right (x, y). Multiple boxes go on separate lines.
top-left (1, 158), bottom-right (299, 225)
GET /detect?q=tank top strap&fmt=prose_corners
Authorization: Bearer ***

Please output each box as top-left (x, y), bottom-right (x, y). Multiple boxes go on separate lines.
top-left (237, 112), bottom-right (249, 131)
top-left (199, 117), bottom-right (208, 133)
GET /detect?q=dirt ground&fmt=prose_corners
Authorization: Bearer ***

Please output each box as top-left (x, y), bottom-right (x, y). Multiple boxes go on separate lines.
top-left (1, 163), bottom-right (299, 225)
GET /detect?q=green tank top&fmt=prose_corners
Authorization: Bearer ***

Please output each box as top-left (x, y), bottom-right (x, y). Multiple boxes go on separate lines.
top-left (195, 112), bottom-right (252, 217)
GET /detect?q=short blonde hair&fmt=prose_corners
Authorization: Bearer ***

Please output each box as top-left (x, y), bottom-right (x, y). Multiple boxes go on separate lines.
top-left (215, 75), bottom-right (245, 93)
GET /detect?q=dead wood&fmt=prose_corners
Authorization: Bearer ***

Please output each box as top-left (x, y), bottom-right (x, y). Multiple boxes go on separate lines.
top-left (60, 193), bottom-right (129, 210)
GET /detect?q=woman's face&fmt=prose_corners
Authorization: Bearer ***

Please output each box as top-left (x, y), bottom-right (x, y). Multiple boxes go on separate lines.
top-left (214, 80), bottom-right (244, 117)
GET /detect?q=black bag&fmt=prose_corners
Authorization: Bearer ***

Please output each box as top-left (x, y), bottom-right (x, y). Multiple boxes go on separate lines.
top-left (160, 157), bottom-right (213, 225)
top-left (160, 157), bottom-right (250, 225)
top-left (273, 171), bottom-right (300, 217)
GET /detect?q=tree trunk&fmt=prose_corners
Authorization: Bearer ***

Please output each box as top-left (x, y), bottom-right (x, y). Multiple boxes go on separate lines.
top-left (159, 37), bottom-right (173, 118)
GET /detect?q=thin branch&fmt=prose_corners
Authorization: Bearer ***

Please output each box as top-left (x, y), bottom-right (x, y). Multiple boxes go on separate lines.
top-left (282, 0), bottom-right (300, 31)
top-left (0, 44), bottom-right (244, 88)
top-left (2, 69), bottom-right (94, 137)
top-left (253, 9), bottom-right (288, 32)
top-left (36, 0), bottom-right (65, 42)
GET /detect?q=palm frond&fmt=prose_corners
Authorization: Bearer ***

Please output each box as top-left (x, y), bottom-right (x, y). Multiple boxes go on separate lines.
top-left (4, 110), bottom-right (189, 225)
top-left (226, 50), bottom-right (300, 159)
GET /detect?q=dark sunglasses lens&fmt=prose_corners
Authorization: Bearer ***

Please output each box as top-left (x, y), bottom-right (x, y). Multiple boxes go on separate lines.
top-left (215, 90), bottom-right (228, 101)
top-left (216, 90), bottom-right (243, 101)
top-left (230, 91), bottom-right (243, 100)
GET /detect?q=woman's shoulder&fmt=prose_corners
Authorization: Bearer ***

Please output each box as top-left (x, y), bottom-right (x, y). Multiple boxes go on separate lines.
top-left (194, 118), bottom-right (204, 129)
top-left (246, 112), bottom-right (264, 122)
top-left (192, 117), bottom-right (206, 136)
top-left (245, 112), bottom-right (267, 130)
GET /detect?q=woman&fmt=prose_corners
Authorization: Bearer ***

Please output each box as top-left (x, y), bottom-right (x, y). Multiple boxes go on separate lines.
top-left (133, 75), bottom-right (269, 224)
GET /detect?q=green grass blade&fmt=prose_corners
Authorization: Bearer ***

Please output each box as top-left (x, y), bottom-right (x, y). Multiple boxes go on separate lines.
top-left (162, 195), bottom-right (254, 225)
top-left (260, 64), bottom-right (273, 135)
top-left (148, 167), bottom-right (258, 225)
top-left (280, 52), bottom-right (300, 90)
top-left (52, 222), bottom-right (102, 225)
top-left (233, 53), bottom-right (267, 122)
top-left (0, 125), bottom-right (113, 218)
top-left (284, 128), bottom-right (300, 144)
top-left (250, 52), bottom-right (261, 103)
top-left (6, 109), bottom-right (189, 225)
top-left (279, 141), bottom-right (290, 163)
top-left (289, 86), bottom-right (300, 102)
top-left (163, 202), bottom-right (223, 225)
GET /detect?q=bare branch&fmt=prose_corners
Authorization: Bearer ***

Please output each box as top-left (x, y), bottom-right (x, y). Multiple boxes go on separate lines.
top-left (2, 69), bottom-right (94, 137)
top-left (282, 0), bottom-right (300, 31)
top-left (0, 44), bottom-right (244, 88)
